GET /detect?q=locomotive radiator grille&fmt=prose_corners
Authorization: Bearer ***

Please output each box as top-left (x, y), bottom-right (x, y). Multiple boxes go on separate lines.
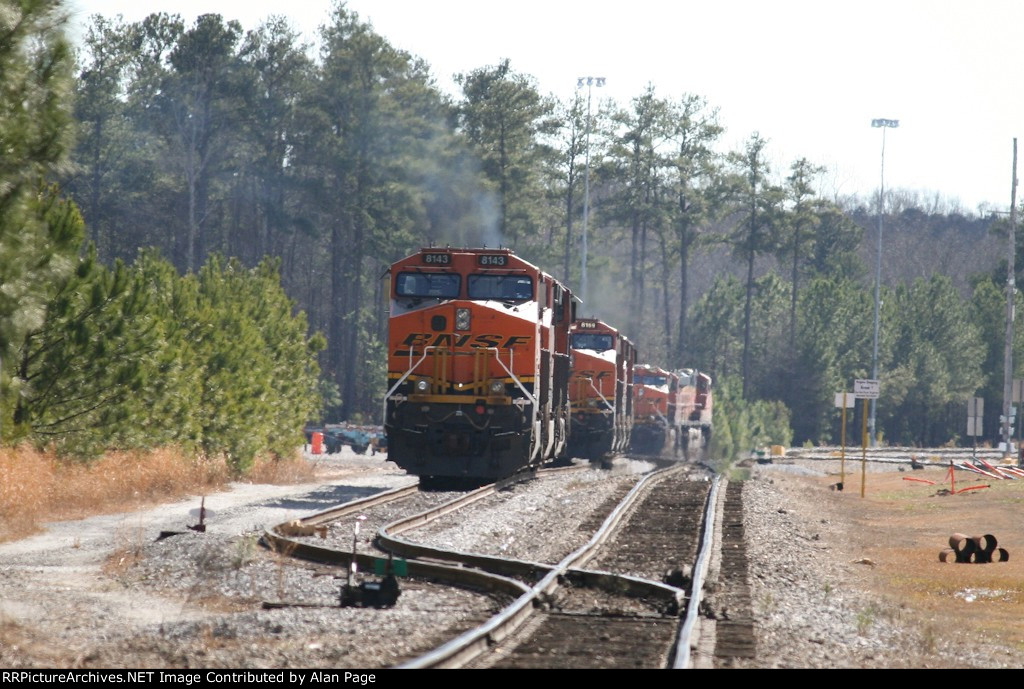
top-left (426, 347), bottom-right (496, 396)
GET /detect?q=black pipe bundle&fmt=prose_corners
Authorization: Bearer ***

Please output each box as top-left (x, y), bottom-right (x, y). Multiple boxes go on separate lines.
top-left (940, 532), bottom-right (1009, 564)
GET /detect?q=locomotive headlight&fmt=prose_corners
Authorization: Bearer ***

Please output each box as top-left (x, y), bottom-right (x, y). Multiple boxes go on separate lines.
top-left (455, 308), bottom-right (471, 331)
top-left (488, 379), bottom-right (505, 395)
top-left (414, 379), bottom-right (431, 393)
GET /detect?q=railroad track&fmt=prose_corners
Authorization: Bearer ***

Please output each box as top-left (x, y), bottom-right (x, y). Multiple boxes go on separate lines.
top-left (261, 465), bottom-right (586, 567)
top-left (784, 446), bottom-right (1008, 464)
top-left (263, 462), bottom-right (737, 669)
top-left (456, 469), bottom-right (718, 669)
top-left (260, 465), bottom-right (595, 616)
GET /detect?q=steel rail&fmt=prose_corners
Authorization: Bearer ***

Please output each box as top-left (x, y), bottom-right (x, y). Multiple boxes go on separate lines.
top-left (260, 466), bottom-right (589, 588)
top-left (262, 525), bottom-right (530, 600)
top-left (381, 464), bottom-right (680, 580)
top-left (397, 465), bottom-right (688, 668)
top-left (672, 474), bottom-right (722, 668)
top-left (261, 463), bottom-right (691, 669)
top-left (260, 479), bottom-right (534, 604)
top-left (297, 482), bottom-right (420, 526)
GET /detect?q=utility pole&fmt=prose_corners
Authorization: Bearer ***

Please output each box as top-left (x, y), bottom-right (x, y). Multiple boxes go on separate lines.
top-left (1003, 138), bottom-right (1018, 460)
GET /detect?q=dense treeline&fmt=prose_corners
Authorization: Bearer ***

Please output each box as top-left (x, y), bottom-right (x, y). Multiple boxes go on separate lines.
top-left (0, 0), bottom-right (323, 471)
top-left (5, 1), bottom-right (1022, 458)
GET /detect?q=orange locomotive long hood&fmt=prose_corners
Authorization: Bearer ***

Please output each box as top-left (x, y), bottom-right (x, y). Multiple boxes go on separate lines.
top-left (635, 385), bottom-right (670, 419)
top-left (569, 347), bottom-right (618, 404)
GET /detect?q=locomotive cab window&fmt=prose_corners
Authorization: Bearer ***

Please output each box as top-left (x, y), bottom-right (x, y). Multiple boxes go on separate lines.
top-left (395, 272), bottom-right (461, 298)
top-left (571, 333), bottom-right (614, 351)
top-left (467, 274), bottom-right (533, 301)
top-left (637, 375), bottom-right (669, 386)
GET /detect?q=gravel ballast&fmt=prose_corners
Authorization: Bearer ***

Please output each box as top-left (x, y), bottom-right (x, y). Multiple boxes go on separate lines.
top-left (6, 450), bottom-right (1021, 668)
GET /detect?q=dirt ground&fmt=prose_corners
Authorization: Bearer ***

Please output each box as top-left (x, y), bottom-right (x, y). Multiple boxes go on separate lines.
top-left (0, 449), bottom-right (413, 668)
top-left (4, 450), bottom-right (1024, 668)
top-left (758, 458), bottom-right (1024, 664)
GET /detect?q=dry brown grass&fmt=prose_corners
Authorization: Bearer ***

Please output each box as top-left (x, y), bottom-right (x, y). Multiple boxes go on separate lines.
top-left (0, 446), bottom-right (229, 543)
top-left (801, 464), bottom-right (1024, 655)
top-left (247, 451), bottom-right (318, 484)
top-left (0, 446), bottom-right (321, 544)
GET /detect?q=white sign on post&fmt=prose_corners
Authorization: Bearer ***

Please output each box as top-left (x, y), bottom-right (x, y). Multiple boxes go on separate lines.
top-left (854, 379), bottom-right (880, 399)
top-left (967, 417), bottom-right (982, 437)
top-left (834, 392), bottom-right (855, 408)
top-left (967, 397), bottom-right (984, 438)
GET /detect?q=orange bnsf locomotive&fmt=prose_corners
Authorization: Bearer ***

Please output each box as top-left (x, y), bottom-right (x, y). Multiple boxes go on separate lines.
top-left (383, 248), bottom-right (574, 480)
top-left (566, 319), bottom-right (635, 461)
top-left (630, 364), bottom-right (683, 457)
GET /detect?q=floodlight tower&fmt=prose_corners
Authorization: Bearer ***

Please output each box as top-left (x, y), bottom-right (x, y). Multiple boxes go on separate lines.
top-left (869, 118), bottom-right (898, 447)
top-left (577, 76), bottom-right (605, 307)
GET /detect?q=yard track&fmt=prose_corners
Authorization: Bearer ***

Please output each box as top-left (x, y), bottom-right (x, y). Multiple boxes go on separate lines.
top-left (263, 461), bottom-right (748, 669)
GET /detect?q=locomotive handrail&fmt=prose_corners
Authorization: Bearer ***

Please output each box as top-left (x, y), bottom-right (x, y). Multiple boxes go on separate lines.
top-left (488, 346), bottom-right (541, 461)
top-left (382, 347), bottom-right (437, 422)
top-left (384, 346), bottom-right (537, 408)
top-left (587, 378), bottom-right (615, 412)
top-left (489, 347), bottom-right (536, 406)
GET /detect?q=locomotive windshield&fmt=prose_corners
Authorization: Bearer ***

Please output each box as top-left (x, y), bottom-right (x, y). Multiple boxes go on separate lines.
top-left (395, 272), bottom-right (461, 298)
top-left (571, 333), bottom-right (614, 351)
top-left (637, 374), bottom-right (669, 386)
top-left (467, 274), bottom-right (533, 301)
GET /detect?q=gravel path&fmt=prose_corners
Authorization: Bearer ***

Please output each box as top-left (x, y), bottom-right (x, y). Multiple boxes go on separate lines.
top-left (0, 453), bottom-right (499, 669)
top-left (739, 468), bottom-right (914, 667)
top-left (740, 459), bottom-right (1021, 668)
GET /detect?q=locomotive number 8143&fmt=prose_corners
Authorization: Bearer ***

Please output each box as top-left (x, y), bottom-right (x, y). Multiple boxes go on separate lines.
top-left (383, 248), bottom-right (574, 481)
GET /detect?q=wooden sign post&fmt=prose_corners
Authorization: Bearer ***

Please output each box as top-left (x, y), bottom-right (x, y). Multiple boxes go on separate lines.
top-left (854, 379), bottom-right (880, 498)
top-left (834, 392), bottom-right (855, 489)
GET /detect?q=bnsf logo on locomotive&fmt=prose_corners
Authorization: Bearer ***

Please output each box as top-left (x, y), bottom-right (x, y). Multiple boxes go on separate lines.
top-left (393, 333), bottom-right (532, 356)
top-left (421, 253), bottom-right (451, 265)
top-left (573, 370), bottom-right (611, 380)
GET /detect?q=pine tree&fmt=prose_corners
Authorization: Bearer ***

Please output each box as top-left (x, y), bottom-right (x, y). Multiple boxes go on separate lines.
top-left (0, 0), bottom-right (76, 438)
top-left (726, 133), bottom-right (784, 397)
top-left (14, 236), bottom-right (155, 455)
top-left (455, 58), bottom-right (558, 252)
top-left (666, 94), bottom-right (724, 367)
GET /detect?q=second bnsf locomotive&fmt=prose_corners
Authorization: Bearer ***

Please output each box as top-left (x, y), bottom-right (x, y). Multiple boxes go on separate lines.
top-left (383, 248), bottom-right (574, 480)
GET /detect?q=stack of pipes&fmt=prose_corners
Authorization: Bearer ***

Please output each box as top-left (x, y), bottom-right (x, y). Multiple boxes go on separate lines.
top-left (939, 533), bottom-right (1009, 563)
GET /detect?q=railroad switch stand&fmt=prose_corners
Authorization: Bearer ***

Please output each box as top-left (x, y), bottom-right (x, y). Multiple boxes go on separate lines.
top-left (339, 516), bottom-right (404, 608)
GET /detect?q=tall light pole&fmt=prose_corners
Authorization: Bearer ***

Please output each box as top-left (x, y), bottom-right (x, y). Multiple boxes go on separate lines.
top-left (1003, 139), bottom-right (1018, 460)
top-left (577, 76), bottom-right (604, 308)
top-left (869, 118), bottom-right (898, 447)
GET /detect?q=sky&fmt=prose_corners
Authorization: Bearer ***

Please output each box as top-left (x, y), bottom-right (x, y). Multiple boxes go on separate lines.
top-left (66, 0), bottom-right (1023, 214)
